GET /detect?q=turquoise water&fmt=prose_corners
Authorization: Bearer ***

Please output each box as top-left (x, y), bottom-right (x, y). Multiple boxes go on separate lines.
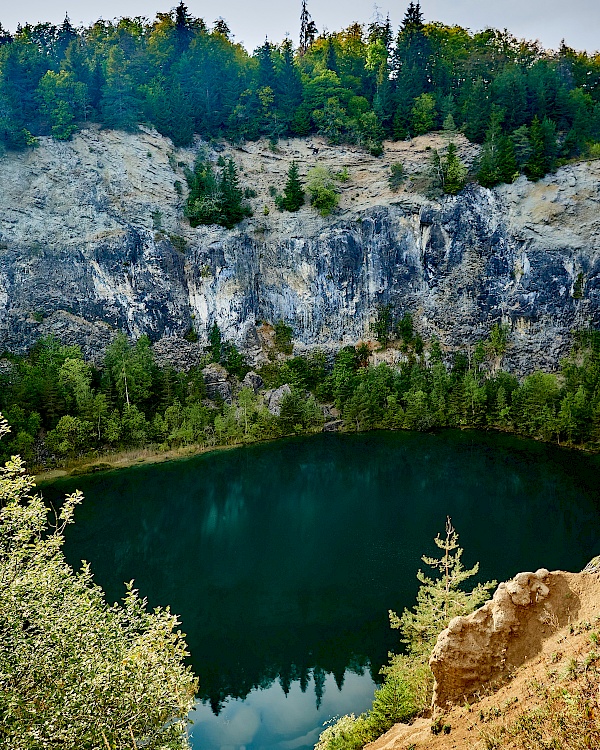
top-left (42, 431), bottom-right (600, 749)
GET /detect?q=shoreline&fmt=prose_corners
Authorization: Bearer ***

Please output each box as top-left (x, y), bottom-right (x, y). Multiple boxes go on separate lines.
top-left (33, 424), bottom-right (595, 485)
top-left (33, 441), bottom-right (244, 484)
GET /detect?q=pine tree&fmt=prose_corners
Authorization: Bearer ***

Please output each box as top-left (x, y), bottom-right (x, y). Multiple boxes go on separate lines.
top-left (218, 158), bottom-right (251, 228)
top-left (389, 517), bottom-right (495, 656)
top-left (299, 1), bottom-right (317, 56)
top-left (277, 161), bottom-right (305, 212)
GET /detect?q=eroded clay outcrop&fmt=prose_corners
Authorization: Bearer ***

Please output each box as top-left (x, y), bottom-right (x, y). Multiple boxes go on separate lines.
top-left (430, 569), bottom-right (581, 708)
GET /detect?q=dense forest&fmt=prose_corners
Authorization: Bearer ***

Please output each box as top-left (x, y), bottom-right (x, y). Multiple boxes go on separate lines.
top-left (1, 2), bottom-right (600, 185)
top-left (3, 322), bottom-right (600, 471)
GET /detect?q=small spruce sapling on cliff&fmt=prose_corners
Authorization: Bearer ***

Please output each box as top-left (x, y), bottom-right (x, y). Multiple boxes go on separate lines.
top-left (390, 516), bottom-right (496, 656)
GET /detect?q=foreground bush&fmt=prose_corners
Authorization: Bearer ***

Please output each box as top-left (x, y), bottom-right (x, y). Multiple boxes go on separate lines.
top-left (0, 417), bottom-right (197, 749)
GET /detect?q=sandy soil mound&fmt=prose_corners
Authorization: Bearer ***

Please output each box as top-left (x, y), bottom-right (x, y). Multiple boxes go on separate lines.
top-left (367, 569), bottom-right (600, 750)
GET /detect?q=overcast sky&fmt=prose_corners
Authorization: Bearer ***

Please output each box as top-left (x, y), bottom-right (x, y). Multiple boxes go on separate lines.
top-left (1, 1), bottom-right (598, 54)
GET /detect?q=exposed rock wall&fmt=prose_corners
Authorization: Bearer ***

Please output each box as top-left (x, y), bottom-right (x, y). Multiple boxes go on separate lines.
top-left (1, 127), bottom-right (599, 372)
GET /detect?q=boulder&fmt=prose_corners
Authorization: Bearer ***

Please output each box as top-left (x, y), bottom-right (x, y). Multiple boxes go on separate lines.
top-left (202, 363), bottom-right (232, 403)
top-left (241, 370), bottom-right (264, 394)
top-left (323, 420), bottom-right (344, 432)
top-left (263, 384), bottom-right (291, 415)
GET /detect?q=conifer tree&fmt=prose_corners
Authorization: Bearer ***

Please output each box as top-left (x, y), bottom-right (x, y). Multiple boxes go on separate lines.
top-left (497, 135), bottom-right (519, 184)
top-left (218, 158), bottom-right (252, 227)
top-left (277, 161), bottom-right (305, 212)
top-left (525, 116), bottom-right (558, 181)
top-left (299, 1), bottom-right (318, 56)
top-left (208, 321), bottom-right (222, 361)
top-left (477, 108), bottom-right (503, 187)
top-left (431, 142), bottom-right (467, 195)
top-left (389, 517), bottom-right (495, 656)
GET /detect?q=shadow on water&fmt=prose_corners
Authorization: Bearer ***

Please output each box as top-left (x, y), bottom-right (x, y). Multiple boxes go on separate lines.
top-left (42, 430), bottom-right (600, 747)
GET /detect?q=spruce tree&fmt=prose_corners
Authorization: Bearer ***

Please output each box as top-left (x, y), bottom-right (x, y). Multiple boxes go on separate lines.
top-left (432, 142), bottom-right (467, 195)
top-left (477, 109), bottom-right (503, 187)
top-left (525, 116), bottom-right (557, 180)
top-left (218, 158), bottom-right (251, 228)
top-left (497, 135), bottom-right (519, 183)
top-left (277, 161), bottom-right (305, 212)
top-left (208, 321), bottom-right (222, 362)
top-left (389, 517), bottom-right (496, 656)
top-left (299, 1), bottom-right (318, 55)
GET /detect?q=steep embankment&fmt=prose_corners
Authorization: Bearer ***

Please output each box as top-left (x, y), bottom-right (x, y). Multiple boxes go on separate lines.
top-left (1, 127), bottom-right (599, 372)
top-left (368, 566), bottom-right (600, 750)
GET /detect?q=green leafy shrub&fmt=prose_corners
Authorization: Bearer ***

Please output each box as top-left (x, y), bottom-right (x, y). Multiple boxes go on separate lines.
top-left (306, 166), bottom-right (339, 216)
top-left (274, 320), bottom-right (294, 354)
top-left (0, 419), bottom-right (197, 748)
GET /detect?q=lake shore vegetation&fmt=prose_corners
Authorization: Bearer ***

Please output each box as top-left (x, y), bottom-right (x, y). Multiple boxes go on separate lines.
top-left (4, 323), bottom-right (600, 478)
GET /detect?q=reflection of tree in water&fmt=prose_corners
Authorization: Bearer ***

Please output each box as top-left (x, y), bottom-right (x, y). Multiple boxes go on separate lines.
top-left (198, 648), bottom-right (374, 715)
top-left (313, 666), bottom-right (326, 708)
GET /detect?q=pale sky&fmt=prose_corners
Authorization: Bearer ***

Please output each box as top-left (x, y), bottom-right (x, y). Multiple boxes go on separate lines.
top-left (1, 1), bottom-right (598, 55)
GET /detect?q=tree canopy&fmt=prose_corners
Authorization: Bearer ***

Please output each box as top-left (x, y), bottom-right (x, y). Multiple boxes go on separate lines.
top-left (0, 3), bottom-right (599, 183)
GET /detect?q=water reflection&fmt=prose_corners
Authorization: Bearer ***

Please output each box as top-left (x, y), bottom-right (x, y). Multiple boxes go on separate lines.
top-left (189, 671), bottom-right (376, 750)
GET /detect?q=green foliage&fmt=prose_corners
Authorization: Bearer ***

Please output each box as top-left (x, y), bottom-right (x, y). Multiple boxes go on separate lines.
top-left (370, 303), bottom-right (394, 347)
top-left (276, 161), bottom-right (305, 212)
top-left (525, 116), bottom-right (558, 180)
top-left (411, 93), bottom-right (436, 136)
top-left (0, 418), bottom-right (197, 747)
top-left (274, 320), bottom-right (294, 354)
top-left (390, 517), bottom-right (496, 656)
top-left (388, 162), bottom-right (406, 191)
top-left (317, 518), bottom-right (490, 750)
top-left (0, 5), bottom-right (598, 187)
top-left (104, 333), bottom-right (155, 408)
top-left (430, 141), bottom-right (467, 195)
top-left (208, 321), bottom-right (223, 361)
top-left (37, 70), bottom-right (87, 140)
top-left (184, 154), bottom-right (251, 229)
top-left (7, 319), bottom-right (600, 474)
top-left (306, 166), bottom-right (340, 216)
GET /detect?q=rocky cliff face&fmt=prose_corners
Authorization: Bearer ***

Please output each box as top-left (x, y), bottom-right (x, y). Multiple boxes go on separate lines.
top-left (1, 127), bottom-right (599, 371)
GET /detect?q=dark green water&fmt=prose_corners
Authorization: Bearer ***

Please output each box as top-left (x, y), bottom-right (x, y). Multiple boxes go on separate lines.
top-left (42, 431), bottom-right (600, 749)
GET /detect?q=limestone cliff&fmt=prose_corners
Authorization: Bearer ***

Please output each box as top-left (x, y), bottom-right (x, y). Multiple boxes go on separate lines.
top-left (1, 126), bottom-right (599, 372)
